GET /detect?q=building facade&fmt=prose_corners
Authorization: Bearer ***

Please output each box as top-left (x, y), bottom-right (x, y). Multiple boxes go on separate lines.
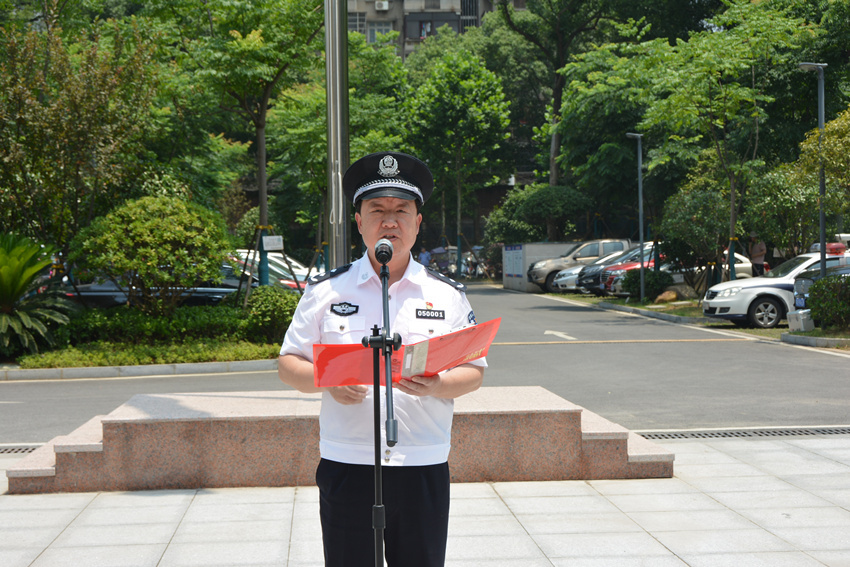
top-left (347, 0), bottom-right (504, 57)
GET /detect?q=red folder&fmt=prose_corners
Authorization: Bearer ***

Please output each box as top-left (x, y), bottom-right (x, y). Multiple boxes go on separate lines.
top-left (313, 318), bottom-right (501, 387)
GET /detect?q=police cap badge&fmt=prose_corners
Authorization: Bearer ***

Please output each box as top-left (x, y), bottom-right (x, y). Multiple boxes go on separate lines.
top-left (342, 152), bottom-right (434, 205)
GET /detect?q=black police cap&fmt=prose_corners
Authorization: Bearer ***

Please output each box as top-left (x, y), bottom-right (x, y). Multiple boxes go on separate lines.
top-left (342, 152), bottom-right (434, 205)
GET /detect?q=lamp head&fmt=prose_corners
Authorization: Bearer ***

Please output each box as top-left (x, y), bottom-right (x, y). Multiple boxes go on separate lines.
top-left (799, 62), bottom-right (827, 73)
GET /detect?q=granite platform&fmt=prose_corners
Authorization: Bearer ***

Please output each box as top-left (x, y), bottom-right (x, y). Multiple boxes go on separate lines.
top-left (6, 386), bottom-right (674, 494)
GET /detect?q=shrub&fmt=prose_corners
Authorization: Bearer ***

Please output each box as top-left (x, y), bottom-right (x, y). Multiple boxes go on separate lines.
top-left (809, 275), bottom-right (850, 330)
top-left (244, 286), bottom-right (301, 344)
top-left (67, 305), bottom-right (247, 344)
top-left (17, 340), bottom-right (280, 368)
top-left (1, 234), bottom-right (76, 357)
top-left (68, 196), bottom-right (232, 317)
top-left (622, 269), bottom-right (674, 301)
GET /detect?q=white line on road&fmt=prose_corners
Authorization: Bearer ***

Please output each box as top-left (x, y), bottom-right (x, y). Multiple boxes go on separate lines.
top-left (544, 330), bottom-right (577, 341)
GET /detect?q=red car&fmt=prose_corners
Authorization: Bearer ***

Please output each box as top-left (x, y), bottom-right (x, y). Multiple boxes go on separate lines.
top-left (600, 249), bottom-right (658, 296)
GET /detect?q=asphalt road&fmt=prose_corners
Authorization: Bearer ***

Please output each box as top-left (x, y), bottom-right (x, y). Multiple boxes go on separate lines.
top-left (2, 283), bottom-right (849, 444)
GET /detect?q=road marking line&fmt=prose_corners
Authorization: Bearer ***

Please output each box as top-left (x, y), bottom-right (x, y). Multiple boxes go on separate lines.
top-left (494, 338), bottom-right (749, 345)
top-left (544, 330), bottom-right (577, 341)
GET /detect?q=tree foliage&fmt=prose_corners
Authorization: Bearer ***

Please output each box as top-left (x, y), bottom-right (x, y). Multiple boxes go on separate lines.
top-left (0, 19), bottom-right (156, 253)
top-left (483, 183), bottom-right (591, 244)
top-left (146, 0), bottom-right (325, 226)
top-left (659, 158), bottom-right (730, 266)
top-left (797, 106), bottom-right (850, 200)
top-left (406, 51), bottom-right (511, 241)
top-left (267, 31), bottom-right (407, 248)
top-left (68, 196), bottom-right (232, 317)
top-left (566, 0), bottom-right (810, 270)
top-left (744, 166), bottom-right (826, 259)
top-left (0, 234), bottom-right (75, 356)
top-left (496, 0), bottom-right (611, 185)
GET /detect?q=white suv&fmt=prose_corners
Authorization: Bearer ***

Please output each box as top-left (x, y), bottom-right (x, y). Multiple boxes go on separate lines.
top-left (703, 252), bottom-right (850, 328)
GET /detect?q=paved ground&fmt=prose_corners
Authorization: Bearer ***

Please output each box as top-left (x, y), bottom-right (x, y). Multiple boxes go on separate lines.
top-left (2, 433), bottom-right (850, 566)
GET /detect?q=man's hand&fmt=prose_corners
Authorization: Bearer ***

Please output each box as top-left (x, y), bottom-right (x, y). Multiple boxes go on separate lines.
top-left (397, 375), bottom-right (441, 397)
top-left (398, 365), bottom-right (484, 399)
top-left (328, 385), bottom-right (369, 405)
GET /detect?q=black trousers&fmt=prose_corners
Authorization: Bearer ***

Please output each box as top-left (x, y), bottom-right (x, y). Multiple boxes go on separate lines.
top-left (316, 459), bottom-right (450, 567)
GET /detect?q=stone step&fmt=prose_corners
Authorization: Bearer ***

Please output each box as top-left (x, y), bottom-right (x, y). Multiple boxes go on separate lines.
top-left (7, 387), bottom-right (674, 494)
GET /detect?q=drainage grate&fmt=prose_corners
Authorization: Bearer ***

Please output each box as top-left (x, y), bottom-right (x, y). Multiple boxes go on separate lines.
top-left (0, 446), bottom-right (39, 455)
top-left (640, 427), bottom-right (850, 440)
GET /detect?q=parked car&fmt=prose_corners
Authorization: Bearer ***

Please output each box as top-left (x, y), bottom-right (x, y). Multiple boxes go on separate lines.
top-left (553, 250), bottom-right (626, 293)
top-left (65, 263), bottom-right (258, 308)
top-left (703, 252), bottom-right (850, 329)
top-left (600, 244), bottom-right (665, 296)
top-left (577, 245), bottom-right (651, 296)
top-left (527, 239), bottom-right (633, 293)
top-left (603, 254), bottom-right (661, 296)
top-left (236, 250), bottom-right (311, 281)
top-left (793, 263), bottom-right (850, 310)
top-left (232, 254), bottom-right (303, 290)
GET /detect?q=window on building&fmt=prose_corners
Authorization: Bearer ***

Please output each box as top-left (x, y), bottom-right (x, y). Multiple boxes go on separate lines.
top-left (420, 21), bottom-right (433, 39)
top-left (425, 0), bottom-right (440, 9)
top-left (513, 0), bottom-right (526, 8)
top-left (349, 12), bottom-right (366, 34)
top-left (368, 21), bottom-right (393, 43)
top-left (461, 0), bottom-right (478, 31)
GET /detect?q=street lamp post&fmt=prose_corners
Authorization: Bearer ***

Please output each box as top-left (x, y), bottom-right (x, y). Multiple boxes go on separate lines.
top-left (325, 0), bottom-right (350, 269)
top-left (626, 132), bottom-right (645, 302)
top-left (799, 62), bottom-right (828, 278)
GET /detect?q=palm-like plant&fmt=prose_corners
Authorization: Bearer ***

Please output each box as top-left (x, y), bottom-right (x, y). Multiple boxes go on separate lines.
top-left (0, 235), bottom-right (75, 356)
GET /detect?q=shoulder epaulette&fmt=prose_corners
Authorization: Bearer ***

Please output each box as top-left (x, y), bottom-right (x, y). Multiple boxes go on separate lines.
top-left (426, 267), bottom-right (466, 292)
top-left (307, 263), bottom-right (352, 285)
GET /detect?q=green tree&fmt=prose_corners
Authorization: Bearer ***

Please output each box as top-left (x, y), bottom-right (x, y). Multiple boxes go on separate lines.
top-left (744, 165), bottom-right (824, 259)
top-left (267, 31), bottom-right (406, 251)
top-left (146, 0), bottom-right (324, 228)
top-left (797, 106), bottom-right (850, 204)
top-left (659, 157), bottom-right (730, 273)
top-left (496, 0), bottom-right (610, 185)
top-left (483, 183), bottom-right (590, 245)
top-left (0, 18), bottom-right (157, 253)
top-left (567, 1), bottom-right (807, 270)
top-left (634, 1), bottom-right (807, 269)
top-left (0, 234), bottom-right (75, 357)
top-left (406, 51), bottom-right (511, 253)
top-left (69, 196), bottom-right (232, 317)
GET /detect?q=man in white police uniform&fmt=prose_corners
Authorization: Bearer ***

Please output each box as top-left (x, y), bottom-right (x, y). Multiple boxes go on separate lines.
top-left (278, 152), bottom-right (486, 567)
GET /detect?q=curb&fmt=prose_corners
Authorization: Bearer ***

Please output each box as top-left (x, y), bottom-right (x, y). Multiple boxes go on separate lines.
top-left (780, 333), bottom-right (850, 349)
top-left (597, 302), bottom-right (848, 349)
top-left (597, 302), bottom-right (713, 325)
top-left (1, 359), bottom-right (278, 382)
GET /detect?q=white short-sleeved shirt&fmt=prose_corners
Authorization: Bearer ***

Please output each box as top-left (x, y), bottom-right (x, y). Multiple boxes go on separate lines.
top-left (280, 252), bottom-right (486, 466)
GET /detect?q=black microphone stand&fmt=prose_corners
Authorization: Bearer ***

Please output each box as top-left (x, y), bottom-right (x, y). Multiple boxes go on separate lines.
top-left (361, 256), bottom-right (401, 567)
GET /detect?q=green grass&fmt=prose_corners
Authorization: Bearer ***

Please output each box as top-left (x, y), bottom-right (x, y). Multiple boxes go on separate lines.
top-left (548, 291), bottom-right (849, 343)
top-left (16, 340), bottom-right (280, 369)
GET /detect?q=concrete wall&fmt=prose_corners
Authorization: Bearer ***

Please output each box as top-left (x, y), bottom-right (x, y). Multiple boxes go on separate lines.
top-left (502, 243), bottom-right (579, 293)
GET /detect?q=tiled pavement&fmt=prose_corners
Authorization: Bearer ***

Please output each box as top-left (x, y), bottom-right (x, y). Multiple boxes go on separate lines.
top-left (2, 434), bottom-right (850, 566)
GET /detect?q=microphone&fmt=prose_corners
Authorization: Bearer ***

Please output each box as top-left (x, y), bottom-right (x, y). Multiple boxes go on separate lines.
top-left (375, 238), bottom-right (393, 265)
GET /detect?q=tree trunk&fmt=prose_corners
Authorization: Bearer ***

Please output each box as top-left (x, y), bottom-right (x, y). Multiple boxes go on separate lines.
top-left (256, 119), bottom-right (268, 227)
top-left (548, 73), bottom-right (566, 186)
top-left (440, 191), bottom-right (447, 244)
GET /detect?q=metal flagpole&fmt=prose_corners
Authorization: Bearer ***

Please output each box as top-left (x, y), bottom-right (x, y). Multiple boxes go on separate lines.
top-left (325, 0), bottom-right (350, 268)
